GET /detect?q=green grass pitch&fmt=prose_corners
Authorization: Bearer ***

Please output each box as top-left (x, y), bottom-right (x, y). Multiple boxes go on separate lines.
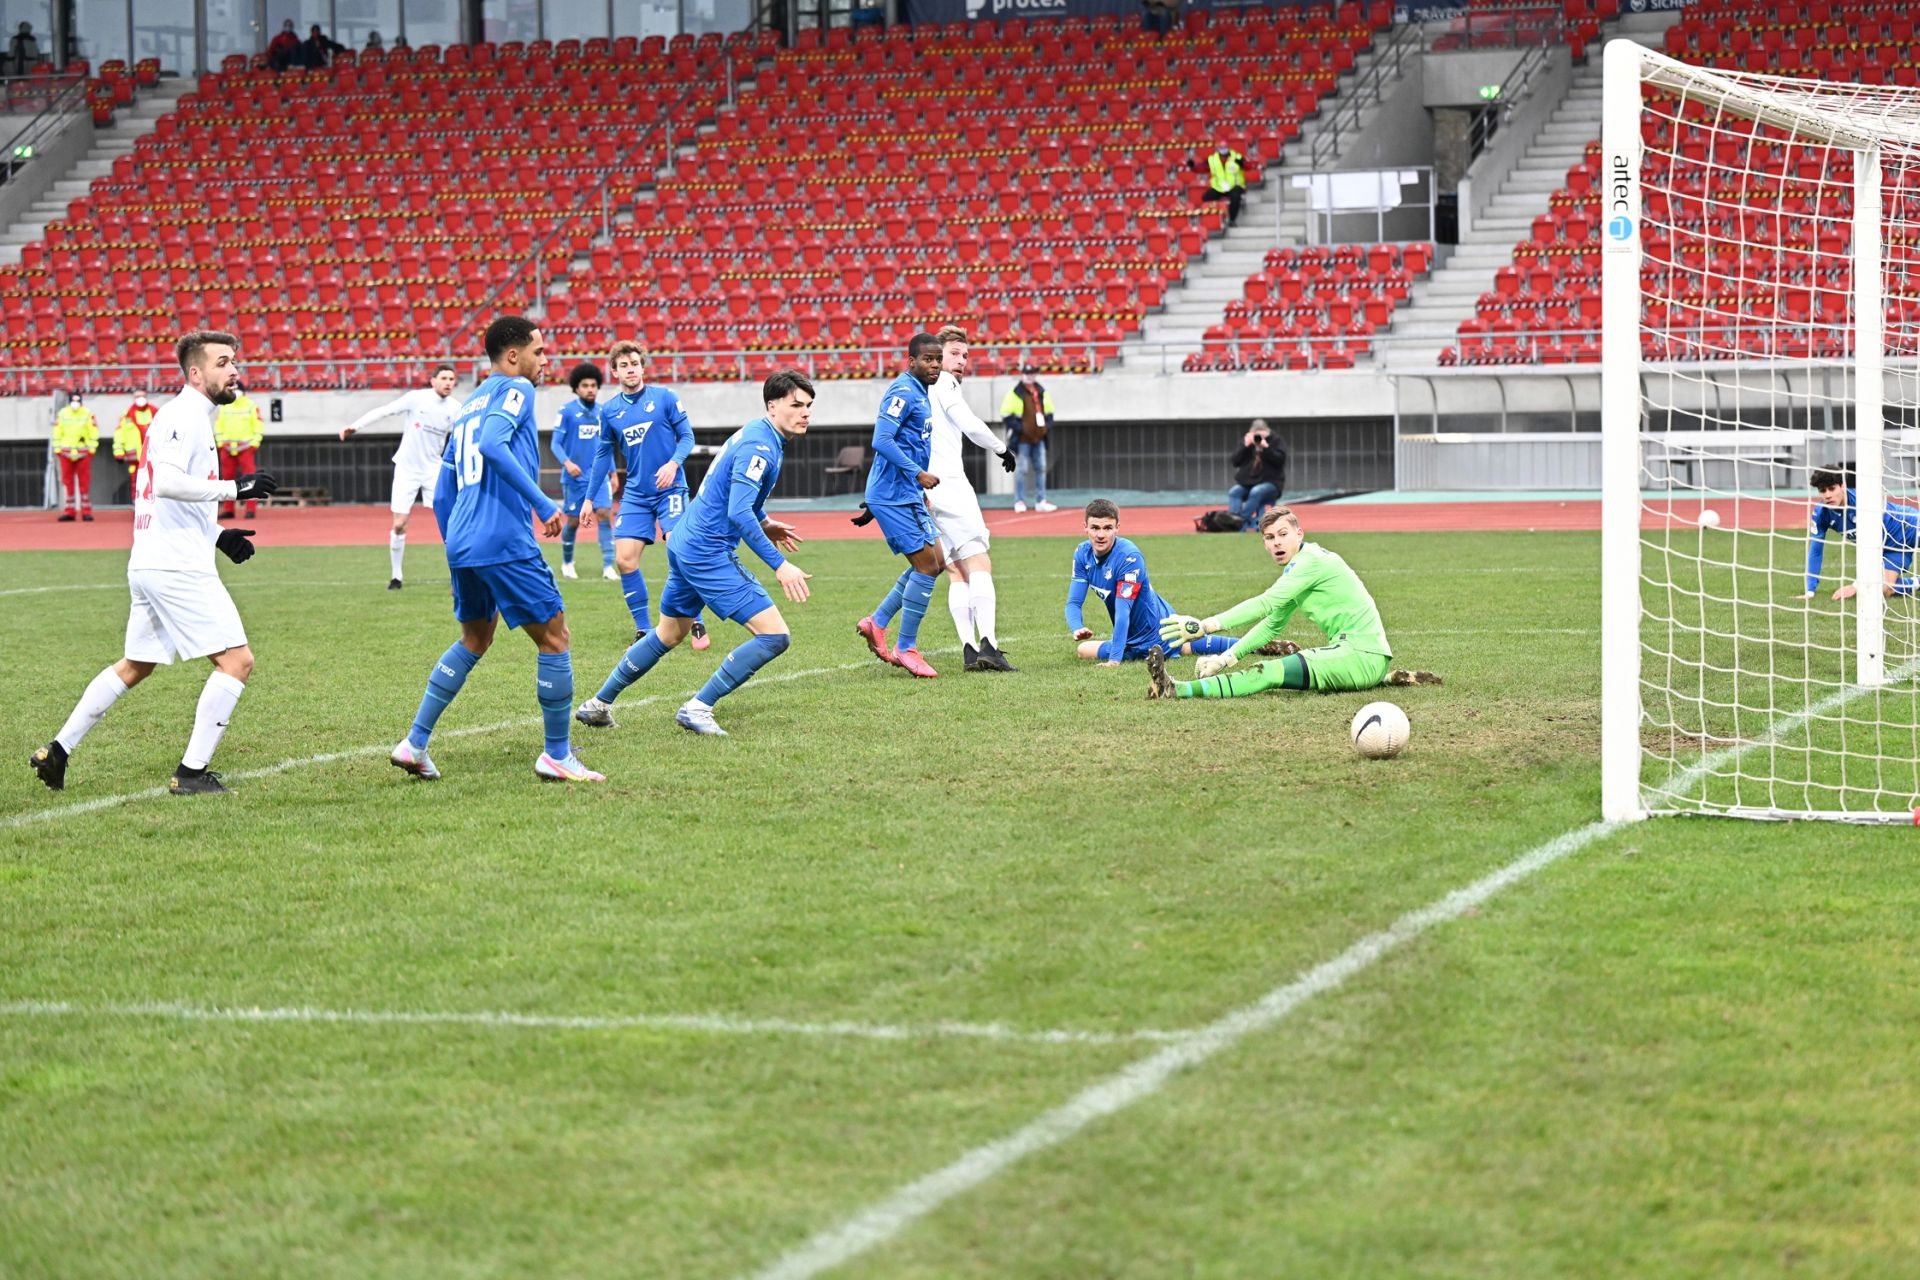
top-left (4, 529), bottom-right (1918, 1278)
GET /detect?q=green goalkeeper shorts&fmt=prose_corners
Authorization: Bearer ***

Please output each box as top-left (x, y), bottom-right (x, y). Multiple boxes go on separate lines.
top-left (1299, 639), bottom-right (1391, 692)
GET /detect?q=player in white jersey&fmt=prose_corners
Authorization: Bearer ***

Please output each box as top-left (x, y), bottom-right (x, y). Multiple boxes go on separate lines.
top-left (927, 324), bottom-right (1020, 672)
top-left (29, 331), bottom-right (279, 796)
top-left (340, 362), bottom-right (460, 589)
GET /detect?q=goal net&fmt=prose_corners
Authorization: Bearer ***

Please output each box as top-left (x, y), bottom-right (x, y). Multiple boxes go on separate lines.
top-left (1602, 41), bottom-right (1920, 822)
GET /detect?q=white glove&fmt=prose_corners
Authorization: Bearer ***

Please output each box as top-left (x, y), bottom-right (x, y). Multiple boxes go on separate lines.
top-left (1195, 651), bottom-right (1239, 679)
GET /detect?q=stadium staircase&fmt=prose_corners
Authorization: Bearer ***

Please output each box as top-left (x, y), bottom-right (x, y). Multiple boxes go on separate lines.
top-left (1117, 17), bottom-right (1428, 374)
top-left (0, 76), bottom-right (194, 268)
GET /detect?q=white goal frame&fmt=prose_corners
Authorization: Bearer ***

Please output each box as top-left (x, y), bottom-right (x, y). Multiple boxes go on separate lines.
top-left (1601, 40), bottom-right (1920, 823)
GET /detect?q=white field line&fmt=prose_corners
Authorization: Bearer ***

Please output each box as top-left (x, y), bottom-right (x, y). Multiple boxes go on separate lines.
top-left (0, 999), bottom-right (1191, 1048)
top-left (1, 640), bottom-right (1001, 831)
top-left (736, 667), bottom-right (1906, 1280)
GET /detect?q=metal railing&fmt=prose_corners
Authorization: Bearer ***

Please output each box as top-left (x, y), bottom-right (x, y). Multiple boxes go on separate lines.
top-left (1466, 43), bottom-right (1551, 164)
top-left (1306, 20), bottom-right (1422, 174)
top-left (0, 74), bottom-right (90, 187)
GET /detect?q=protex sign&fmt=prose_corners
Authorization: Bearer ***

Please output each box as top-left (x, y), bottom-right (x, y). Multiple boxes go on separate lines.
top-left (965, 0), bottom-right (1069, 15)
top-left (1604, 149), bottom-right (1637, 253)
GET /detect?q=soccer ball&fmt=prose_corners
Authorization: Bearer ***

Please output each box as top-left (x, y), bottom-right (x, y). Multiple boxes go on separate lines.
top-left (1350, 701), bottom-right (1410, 759)
top-left (1698, 508), bottom-right (1722, 528)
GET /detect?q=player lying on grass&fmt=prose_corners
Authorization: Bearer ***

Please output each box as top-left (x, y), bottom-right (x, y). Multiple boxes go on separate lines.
top-left (1066, 498), bottom-right (1252, 665)
top-left (574, 370), bottom-right (813, 738)
top-left (1800, 464), bottom-right (1920, 601)
top-left (1145, 505), bottom-right (1440, 700)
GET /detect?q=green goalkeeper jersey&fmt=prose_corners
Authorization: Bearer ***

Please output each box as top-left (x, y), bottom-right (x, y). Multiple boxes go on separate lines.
top-left (1216, 541), bottom-right (1392, 660)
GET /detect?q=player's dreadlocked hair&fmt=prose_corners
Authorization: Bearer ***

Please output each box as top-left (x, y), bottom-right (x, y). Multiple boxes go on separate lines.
top-left (567, 362), bottom-right (605, 391)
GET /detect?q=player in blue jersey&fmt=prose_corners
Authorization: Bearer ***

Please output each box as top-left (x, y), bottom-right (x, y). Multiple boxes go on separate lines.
top-left (1065, 498), bottom-right (1249, 664)
top-left (575, 370), bottom-right (814, 737)
top-left (551, 361), bottom-right (616, 581)
top-left (1801, 464), bottom-right (1920, 600)
top-left (579, 340), bottom-right (709, 649)
top-left (853, 333), bottom-right (946, 678)
top-left (389, 315), bottom-right (603, 782)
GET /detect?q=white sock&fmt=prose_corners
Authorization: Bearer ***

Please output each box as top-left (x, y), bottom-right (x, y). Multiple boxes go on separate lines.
top-left (389, 532), bottom-right (406, 581)
top-left (55, 666), bottom-right (131, 752)
top-left (947, 577), bottom-right (975, 647)
top-left (181, 671), bottom-right (246, 771)
top-left (970, 571), bottom-right (998, 647)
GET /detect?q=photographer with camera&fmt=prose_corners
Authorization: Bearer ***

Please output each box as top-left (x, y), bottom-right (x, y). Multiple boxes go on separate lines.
top-left (1227, 419), bottom-right (1287, 531)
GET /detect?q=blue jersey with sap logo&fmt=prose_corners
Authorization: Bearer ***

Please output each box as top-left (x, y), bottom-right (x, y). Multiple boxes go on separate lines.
top-left (551, 398), bottom-right (602, 471)
top-left (1063, 536), bottom-right (1174, 661)
top-left (586, 383), bottom-right (695, 500)
top-left (1807, 486), bottom-right (1920, 592)
top-left (442, 373), bottom-right (558, 568)
top-left (675, 416), bottom-right (787, 570)
top-left (864, 371), bottom-right (934, 508)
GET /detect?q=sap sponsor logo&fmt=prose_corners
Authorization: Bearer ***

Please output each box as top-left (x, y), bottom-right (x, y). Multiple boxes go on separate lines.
top-left (1608, 214), bottom-right (1633, 242)
top-left (967, 0), bottom-right (1066, 17)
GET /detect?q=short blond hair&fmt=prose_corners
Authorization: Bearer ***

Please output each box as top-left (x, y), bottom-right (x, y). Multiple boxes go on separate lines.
top-left (1258, 506), bottom-right (1301, 533)
top-left (935, 324), bottom-right (968, 345)
top-left (608, 339), bottom-right (646, 365)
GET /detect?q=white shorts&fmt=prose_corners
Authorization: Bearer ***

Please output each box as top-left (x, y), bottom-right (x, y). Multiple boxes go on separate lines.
top-left (390, 466), bottom-right (439, 515)
top-left (927, 477), bottom-right (991, 562)
top-left (125, 568), bottom-right (247, 665)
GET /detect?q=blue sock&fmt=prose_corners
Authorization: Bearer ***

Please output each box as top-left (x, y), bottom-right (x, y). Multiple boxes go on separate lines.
top-left (872, 568), bottom-right (912, 628)
top-left (535, 650), bottom-right (574, 760)
top-left (696, 632), bottom-right (789, 705)
top-left (894, 571), bottom-right (937, 652)
top-left (1191, 635), bottom-right (1238, 655)
top-left (597, 521), bottom-right (615, 568)
top-left (598, 630), bottom-right (672, 703)
top-left (407, 642), bottom-right (482, 750)
top-left (620, 569), bottom-right (650, 631)
top-left (561, 527), bottom-right (577, 565)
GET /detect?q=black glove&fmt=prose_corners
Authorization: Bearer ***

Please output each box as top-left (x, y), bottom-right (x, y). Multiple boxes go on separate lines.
top-left (216, 527), bottom-right (257, 564)
top-left (234, 471), bottom-right (278, 502)
top-left (850, 502), bottom-right (875, 528)
top-left (998, 449), bottom-right (1017, 473)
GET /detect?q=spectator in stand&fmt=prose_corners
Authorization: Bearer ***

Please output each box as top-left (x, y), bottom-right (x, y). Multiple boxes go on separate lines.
top-left (1142, 0), bottom-right (1179, 38)
top-left (300, 24), bottom-right (347, 69)
top-left (52, 393), bottom-right (102, 522)
top-left (8, 21), bottom-right (39, 75)
top-left (365, 31), bottom-right (384, 51)
top-left (999, 365), bottom-right (1057, 513)
top-left (392, 32), bottom-right (410, 50)
top-left (113, 391), bottom-right (157, 501)
top-left (1227, 419), bottom-right (1288, 530)
top-left (214, 385), bottom-right (265, 519)
top-left (1192, 137), bottom-right (1251, 228)
top-left (266, 19), bottom-right (301, 70)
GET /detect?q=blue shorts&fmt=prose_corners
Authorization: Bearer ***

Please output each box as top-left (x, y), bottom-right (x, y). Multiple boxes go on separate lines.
top-left (450, 555), bottom-right (565, 630)
top-left (561, 473), bottom-right (612, 517)
top-left (869, 500), bottom-right (939, 556)
top-left (613, 487), bottom-right (689, 544)
top-left (661, 544), bottom-right (774, 626)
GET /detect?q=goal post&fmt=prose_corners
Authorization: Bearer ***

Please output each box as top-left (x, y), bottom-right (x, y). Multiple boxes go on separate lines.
top-left (1602, 39), bottom-right (1920, 823)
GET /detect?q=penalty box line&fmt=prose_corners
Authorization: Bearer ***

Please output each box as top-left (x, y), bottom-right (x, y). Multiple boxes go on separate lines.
top-left (737, 669), bottom-right (1910, 1280)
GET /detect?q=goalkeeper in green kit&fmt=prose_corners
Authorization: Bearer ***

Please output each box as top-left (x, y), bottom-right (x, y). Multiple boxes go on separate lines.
top-left (1147, 506), bottom-right (1440, 699)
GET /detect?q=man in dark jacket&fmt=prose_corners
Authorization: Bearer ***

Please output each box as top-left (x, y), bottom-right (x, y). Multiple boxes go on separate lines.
top-left (999, 366), bottom-right (1057, 513)
top-left (1227, 419), bottom-right (1286, 530)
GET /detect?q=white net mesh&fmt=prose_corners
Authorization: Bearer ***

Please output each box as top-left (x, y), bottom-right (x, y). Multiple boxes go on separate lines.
top-left (1619, 51), bottom-right (1920, 820)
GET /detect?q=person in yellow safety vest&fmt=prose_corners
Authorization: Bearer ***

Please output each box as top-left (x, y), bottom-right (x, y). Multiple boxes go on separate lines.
top-left (114, 390), bottom-right (157, 482)
top-left (52, 392), bottom-right (102, 522)
top-left (214, 387), bottom-right (266, 519)
top-left (1193, 137), bottom-right (1249, 228)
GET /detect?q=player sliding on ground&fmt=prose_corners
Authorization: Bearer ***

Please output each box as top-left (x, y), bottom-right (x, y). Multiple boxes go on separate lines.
top-left (574, 371), bottom-right (814, 738)
top-left (1067, 498), bottom-right (1252, 665)
top-left (1146, 506), bottom-right (1440, 700)
top-left (389, 315), bottom-right (603, 783)
top-left (1800, 464), bottom-right (1920, 601)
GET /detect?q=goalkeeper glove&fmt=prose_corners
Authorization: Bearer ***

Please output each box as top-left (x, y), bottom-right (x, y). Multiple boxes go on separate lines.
top-left (1157, 614), bottom-right (1216, 645)
top-left (215, 527), bottom-right (257, 564)
top-left (998, 449), bottom-right (1017, 473)
top-left (234, 471), bottom-right (278, 502)
top-left (1195, 651), bottom-right (1238, 679)
top-left (850, 502), bottom-right (875, 527)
